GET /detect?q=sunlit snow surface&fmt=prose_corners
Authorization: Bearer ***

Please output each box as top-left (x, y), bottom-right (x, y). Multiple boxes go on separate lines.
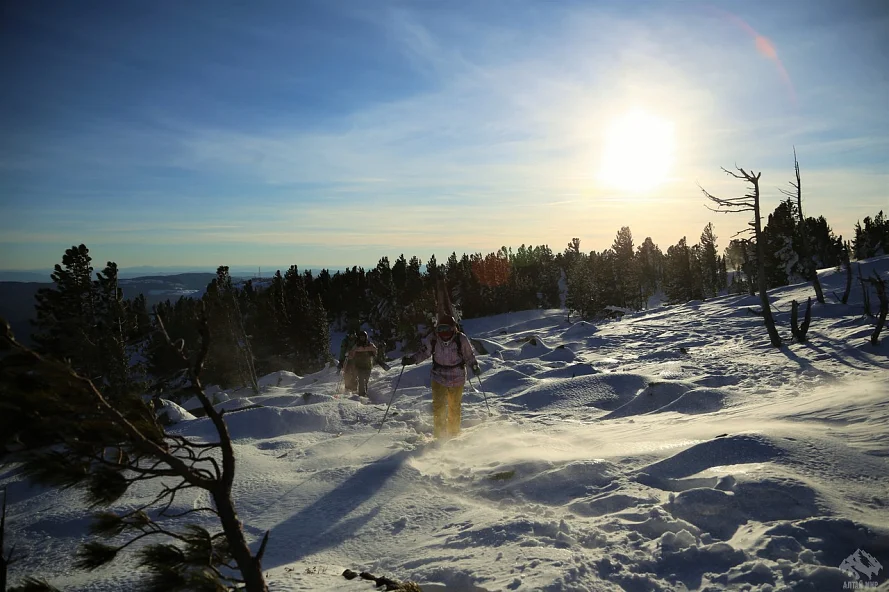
top-left (4, 257), bottom-right (889, 591)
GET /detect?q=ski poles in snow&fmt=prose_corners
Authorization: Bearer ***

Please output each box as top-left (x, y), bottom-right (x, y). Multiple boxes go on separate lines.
top-left (377, 364), bottom-right (406, 434)
top-left (473, 374), bottom-right (491, 417)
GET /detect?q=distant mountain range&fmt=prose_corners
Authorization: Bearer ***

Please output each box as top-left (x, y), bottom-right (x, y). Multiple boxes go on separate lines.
top-left (0, 265), bottom-right (354, 283)
top-left (0, 272), bottom-right (240, 345)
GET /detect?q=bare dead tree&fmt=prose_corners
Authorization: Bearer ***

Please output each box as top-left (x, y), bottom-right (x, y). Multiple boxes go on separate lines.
top-left (841, 243), bottom-right (853, 304)
top-left (859, 264), bottom-right (873, 318)
top-left (863, 272), bottom-right (888, 345)
top-left (780, 147), bottom-right (824, 304)
top-left (701, 167), bottom-right (782, 347)
top-left (0, 307), bottom-right (270, 592)
top-left (790, 297), bottom-right (813, 343)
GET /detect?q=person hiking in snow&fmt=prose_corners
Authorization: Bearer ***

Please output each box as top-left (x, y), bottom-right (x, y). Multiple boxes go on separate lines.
top-left (347, 331), bottom-right (378, 398)
top-left (401, 315), bottom-right (480, 440)
top-left (338, 330), bottom-right (359, 392)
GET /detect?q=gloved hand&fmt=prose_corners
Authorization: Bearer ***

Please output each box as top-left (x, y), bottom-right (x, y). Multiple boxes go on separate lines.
top-left (401, 356), bottom-right (414, 366)
top-left (471, 362), bottom-right (481, 376)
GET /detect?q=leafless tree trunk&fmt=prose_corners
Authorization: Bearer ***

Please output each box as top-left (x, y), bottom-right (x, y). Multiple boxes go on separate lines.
top-left (841, 244), bottom-right (853, 304)
top-left (790, 297), bottom-right (813, 343)
top-left (701, 167), bottom-right (782, 347)
top-left (859, 264), bottom-right (873, 317)
top-left (154, 311), bottom-right (269, 590)
top-left (781, 148), bottom-right (824, 304)
top-left (864, 272), bottom-right (888, 345)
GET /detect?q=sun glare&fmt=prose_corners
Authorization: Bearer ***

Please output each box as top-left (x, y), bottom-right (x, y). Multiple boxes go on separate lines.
top-left (598, 109), bottom-right (676, 193)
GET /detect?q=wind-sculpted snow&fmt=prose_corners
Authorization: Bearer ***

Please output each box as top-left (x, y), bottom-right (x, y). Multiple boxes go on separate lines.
top-left (473, 459), bottom-right (618, 505)
top-left (638, 434), bottom-right (785, 480)
top-left (533, 362), bottom-right (599, 379)
top-left (179, 402), bottom-right (349, 440)
top-left (559, 320), bottom-right (597, 339)
top-left (600, 380), bottom-right (696, 419)
top-left (653, 386), bottom-right (733, 414)
top-left (537, 346), bottom-right (576, 363)
top-left (507, 372), bottom-right (649, 412)
top-left (6, 258), bottom-right (889, 591)
top-left (666, 477), bottom-right (823, 540)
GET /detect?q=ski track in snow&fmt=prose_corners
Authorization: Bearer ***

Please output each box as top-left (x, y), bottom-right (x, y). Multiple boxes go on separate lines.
top-left (4, 257), bottom-right (889, 591)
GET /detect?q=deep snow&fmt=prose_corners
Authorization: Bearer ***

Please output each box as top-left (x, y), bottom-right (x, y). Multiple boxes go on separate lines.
top-left (3, 257), bottom-right (889, 591)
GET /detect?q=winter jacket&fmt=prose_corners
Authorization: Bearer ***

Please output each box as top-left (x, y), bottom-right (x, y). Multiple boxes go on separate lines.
top-left (409, 332), bottom-right (477, 388)
top-left (348, 343), bottom-right (378, 371)
top-left (339, 335), bottom-right (356, 364)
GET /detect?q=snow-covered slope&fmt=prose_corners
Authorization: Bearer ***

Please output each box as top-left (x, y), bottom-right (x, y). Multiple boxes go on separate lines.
top-left (3, 257), bottom-right (888, 591)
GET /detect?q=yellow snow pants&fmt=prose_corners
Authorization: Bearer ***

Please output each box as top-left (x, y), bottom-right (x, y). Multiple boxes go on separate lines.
top-left (431, 381), bottom-right (464, 440)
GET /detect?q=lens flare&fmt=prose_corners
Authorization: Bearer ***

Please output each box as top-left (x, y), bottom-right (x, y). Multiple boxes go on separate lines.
top-left (710, 6), bottom-right (797, 107)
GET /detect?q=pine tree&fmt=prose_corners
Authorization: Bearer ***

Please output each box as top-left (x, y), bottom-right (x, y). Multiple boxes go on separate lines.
top-left (94, 262), bottom-right (133, 398)
top-left (853, 211), bottom-right (889, 259)
top-left (535, 245), bottom-right (561, 309)
top-left (283, 266), bottom-right (313, 373)
top-left (203, 267), bottom-right (256, 391)
top-left (589, 250), bottom-right (620, 316)
top-left (762, 198), bottom-right (801, 288)
top-left (663, 237), bottom-right (693, 303)
top-left (32, 244), bottom-right (100, 379)
top-left (689, 244), bottom-right (705, 301)
top-left (1, 315), bottom-right (271, 591)
top-left (699, 223), bottom-right (720, 298)
top-left (636, 237), bottom-right (663, 307)
top-left (804, 216), bottom-right (844, 269)
top-left (780, 148), bottom-right (824, 303)
top-left (368, 257), bottom-right (397, 352)
top-left (565, 253), bottom-right (592, 319)
top-left (611, 227), bottom-right (638, 308)
top-left (147, 297), bottom-right (202, 394)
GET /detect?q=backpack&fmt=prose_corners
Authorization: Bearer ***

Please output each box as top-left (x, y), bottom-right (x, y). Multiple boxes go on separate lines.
top-left (430, 332), bottom-right (465, 370)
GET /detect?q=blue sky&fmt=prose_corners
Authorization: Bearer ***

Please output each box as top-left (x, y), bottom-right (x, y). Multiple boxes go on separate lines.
top-left (1, 0), bottom-right (887, 272)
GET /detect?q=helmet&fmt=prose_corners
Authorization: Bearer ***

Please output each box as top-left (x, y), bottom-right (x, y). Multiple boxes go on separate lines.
top-left (436, 315), bottom-right (456, 342)
top-left (358, 330), bottom-right (369, 343)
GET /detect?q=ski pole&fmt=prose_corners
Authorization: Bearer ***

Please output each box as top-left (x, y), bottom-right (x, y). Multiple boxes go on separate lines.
top-left (334, 367), bottom-right (344, 399)
top-left (474, 374), bottom-right (491, 416)
top-left (378, 364), bottom-right (406, 434)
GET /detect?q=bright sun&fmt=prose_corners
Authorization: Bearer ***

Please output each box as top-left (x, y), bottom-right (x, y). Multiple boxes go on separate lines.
top-left (598, 109), bottom-right (676, 193)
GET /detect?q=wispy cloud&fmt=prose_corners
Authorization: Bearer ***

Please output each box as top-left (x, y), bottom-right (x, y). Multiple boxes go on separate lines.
top-left (2, 1), bottom-right (886, 269)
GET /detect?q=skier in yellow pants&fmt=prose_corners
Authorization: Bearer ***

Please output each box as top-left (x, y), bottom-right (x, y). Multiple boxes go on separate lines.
top-left (402, 315), bottom-right (480, 440)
